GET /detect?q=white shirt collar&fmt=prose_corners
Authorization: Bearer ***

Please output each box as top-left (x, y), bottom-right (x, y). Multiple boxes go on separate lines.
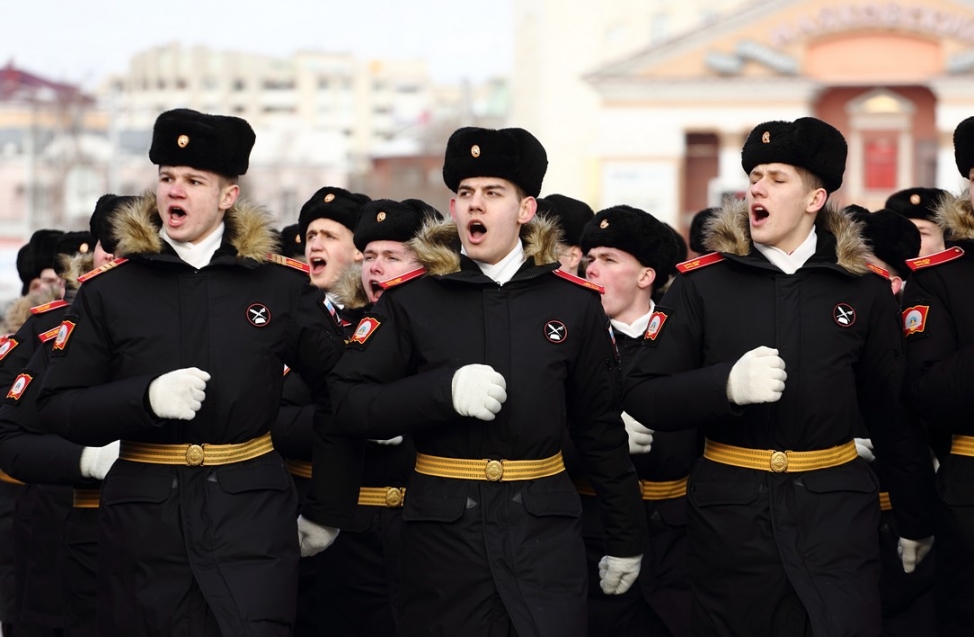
top-left (160, 223), bottom-right (225, 270)
top-left (610, 301), bottom-right (656, 339)
top-left (462, 241), bottom-right (526, 285)
top-left (754, 226), bottom-right (817, 275)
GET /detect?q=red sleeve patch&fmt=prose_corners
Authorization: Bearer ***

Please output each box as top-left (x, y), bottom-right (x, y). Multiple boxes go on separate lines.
top-left (644, 309), bottom-right (669, 341)
top-left (902, 305), bottom-right (929, 337)
top-left (350, 316), bottom-right (382, 346)
top-left (0, 338), bottom-right (18, 361)
top-left (52, 320), bottom-right (76, 352)
top-left (6, 373), bottom-right (32, 401)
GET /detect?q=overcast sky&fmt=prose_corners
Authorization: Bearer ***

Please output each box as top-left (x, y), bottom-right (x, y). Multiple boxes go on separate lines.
top-left (3, 0), bottom-right (514, 87)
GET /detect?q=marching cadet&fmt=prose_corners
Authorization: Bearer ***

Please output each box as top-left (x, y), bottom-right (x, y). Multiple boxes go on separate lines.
top-left (36, 109), bottom-right (350, 637)
top-left (624, 117), bottom-right (936, 636)
top-left (901, 115), bottom-right (974, 636)
top-left (271, 186), bottom-right (369, 636)
top-left (318, 126), bottom-right (647, 637)
top-left (536, 193), bottom-right (594, 276)
top-left (312, 198), bottom-right (438, 636)
top-left (886, 187), bottom-right (948, 257)
top-left (577, 205), bottom-right (694, 637)
top-left (848, 209), bottom-right (937, 637)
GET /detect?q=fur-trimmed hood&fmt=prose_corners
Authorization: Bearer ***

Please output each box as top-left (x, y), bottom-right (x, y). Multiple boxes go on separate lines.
top-left (60, 251), bottom-right (95, 294)
top-left (331, 262), bottom-right (371, 310)
top-left (406, 214), bottom-right (563, 277)
top-left (112, 190), bottom-right (279, 262)
top-left (935, 191), bottom-right (974, 242)
top-left (702, 198), bottom-right (871, 276)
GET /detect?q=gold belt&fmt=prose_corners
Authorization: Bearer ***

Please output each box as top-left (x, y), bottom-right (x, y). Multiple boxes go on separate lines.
top-left (575, 476), bottom-right (689, 500)
top-left (285, 459), bottom-right (312, 479)
top-left (704, 439), bottom-right (857, 473)
top-left (414, 452), bottom-right (564, 482)
top-left (358, 486), bottom-right (406, 508)
top-left (73, 488), bottom-right (100, 509)
top-left (119, 432), bottom-right (273, 466)
top-left (951, 435), bottom-right (974, 458)
top-left (879, 491), bottom-right (891, 512)
top-left (0, 469), bottom-right (24, 485)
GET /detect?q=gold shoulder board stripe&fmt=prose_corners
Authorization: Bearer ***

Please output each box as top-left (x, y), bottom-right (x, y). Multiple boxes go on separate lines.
top-left (677, 252), bottom-right (725, 274)
top-left (30, 299), bottom-right (69, 315)
top-left (552, 269), bottom-right (604, 293)
top-left (866, 263), bottom-right (889, 279)
top-left (906, 246), bottom-right (965, 272)
top-left (379, 267), bottom-right (426, 289)
top-left (265, 253), bottom-right (310, 274)
top-left (78, 258), bottom-right (129, 283)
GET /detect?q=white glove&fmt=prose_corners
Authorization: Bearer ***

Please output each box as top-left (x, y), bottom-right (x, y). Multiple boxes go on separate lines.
top-left (622, 412), bottom-right (653, 455)
top-left (598, 554), bottom-right (643, 595)
top-left (148, 367), bottom-right (210, 420)
top-left (854, 437), bottom-right (875, 463)
top-left (297, 515), bottom-right (340, 557)
top-left (79, 440), bottom-right (120, 480)
top-left (726, 346), bottom-right (786, 405)
top-left (898, 536), bottom-right (934, 574)
top-left (451, 364), bottom-right (507, 421)
top-left (368, 436), bottom-right (404, 446)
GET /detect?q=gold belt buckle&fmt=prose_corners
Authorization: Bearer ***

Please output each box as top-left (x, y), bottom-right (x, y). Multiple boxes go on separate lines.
top-left (484, 460), bottom-right (504, 482)
top-left (384, 487), bottom-right (404, 507)
top-left (769, 451), bottom-right (788, 473)
top-left (185, 444), bottom-right (205, 466)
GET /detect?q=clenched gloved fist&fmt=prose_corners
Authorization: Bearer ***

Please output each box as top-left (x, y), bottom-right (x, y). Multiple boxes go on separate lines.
top-left (854, 437), bottom-right (876, 463)
top-left (297, 515), bottom-right (340, 557)
top-left (148, 367), bottom-right (210, 420)
top-left (726, 346), bottom-right (786, 405)
top-left (451, 364), bottom-right (507, 421)
top-left (599, 554), bottom-right (643, 595)
top-left (79, 440), bottom-right (120, 480)
top-left (898, 535), bottom-right (934, 574)
top-left (622, 412), bottom-right (653, 455)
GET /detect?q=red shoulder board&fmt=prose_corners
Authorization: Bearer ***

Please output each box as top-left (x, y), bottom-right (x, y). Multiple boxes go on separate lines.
top-left (552, 268), bottom-right (604, 293)
top-left (38, 326), bottom-right (61, 343)
top-left (906, 246), bottom-right (965, 272)
top-left (78, 257), bottom-right (129, 283)
top-left (265, 253), bottom-right (309, 274)
top-left (676, 253), bottom-right (725, 274)
top-left (379, 267), bottom-right (427, 289)
top-left (30, 299), bottom-right (68, 315)
top-left (866, 263), bottom-right (890, 280)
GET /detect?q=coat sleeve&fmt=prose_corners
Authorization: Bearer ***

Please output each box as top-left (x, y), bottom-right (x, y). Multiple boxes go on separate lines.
top-left (624, 275), bottom-right (738, 431)
top-left (327, 292), bottom-right (459, 440)
top-left (0, 315), bottom-right (40, 389)
top-left (37, 286), bottom-right (161, 446)
top-left (902, 270), bottom-right (974, 421)
top-left (270, 370), bottom-right (315, 460)
top-left (859, 286), bottom-right (935, 539)
top-left (566, 298), bottom-right (647, 558)
top-left (0, 343), bottom-right (87, 485)
top-left (287, 285), bottom-right (365, 529)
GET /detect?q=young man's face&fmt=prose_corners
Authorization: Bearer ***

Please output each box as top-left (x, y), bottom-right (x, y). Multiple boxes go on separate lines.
top-left (585, 246), bottom-right (655, 323)
top-left (157, 166), bottom-right (238, 245)
top-left (910, 218), bottom-right (945, 257)
top-left (305, 217), bottom-right (362, 291)
top-left (29, 268), bottom-right (63, 297)
top-left (746, 163), bottom-right (826, 253)
top-left (450, 177), bottom-right (536, 265)
top-left (361, 239), bottom-right (422, 304)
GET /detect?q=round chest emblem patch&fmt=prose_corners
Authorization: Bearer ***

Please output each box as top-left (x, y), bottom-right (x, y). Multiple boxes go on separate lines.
top-left (247, 303), bottom-right (271, 327)
top-left (544, 320), bottom-right (567, 343)
top-left (833, 303), bottom-right (856, 327)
